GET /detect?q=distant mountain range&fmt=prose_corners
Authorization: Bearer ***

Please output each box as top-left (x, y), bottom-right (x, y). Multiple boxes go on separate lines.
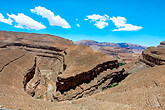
top-left (74, 40), bottom-right (147, 63)
top-left (74, 40), bottom-right (147, 53)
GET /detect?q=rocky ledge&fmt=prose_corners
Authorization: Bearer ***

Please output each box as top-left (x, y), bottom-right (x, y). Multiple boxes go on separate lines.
top-left (123, 41), bottom-right (165, 74)
top-left (141, 42), bottom-right (165, 66)
top-left (56, 60), bottom-right (119, 92)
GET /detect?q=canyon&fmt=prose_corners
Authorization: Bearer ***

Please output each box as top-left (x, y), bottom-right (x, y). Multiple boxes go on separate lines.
top-left (0, 31), bottom-right (164, 110)
top-left (0, 31), bottom-right (127, 102)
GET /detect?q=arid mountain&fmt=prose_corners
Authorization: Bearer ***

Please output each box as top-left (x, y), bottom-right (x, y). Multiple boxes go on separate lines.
top-left (74, 40), bottom-right (147, 63)
top-left (74, 40), bottom-right (147, 53)
top-left (0, 31), bottom-right (165, 110)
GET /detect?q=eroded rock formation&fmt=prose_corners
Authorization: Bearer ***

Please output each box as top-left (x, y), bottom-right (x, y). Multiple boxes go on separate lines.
top-left (141, 46), bottom-right (165, 67)
top-left (0, 31), bottom-right (126, 102)
top-left (56, 60), bottom-right (119, 93)
top-left (123, 40), bottom-right (165, 73)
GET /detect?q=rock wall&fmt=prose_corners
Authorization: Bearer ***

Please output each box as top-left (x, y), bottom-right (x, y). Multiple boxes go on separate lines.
top-left (126, 41), bottom-right (165, 74)
top-left (56, 60), bottom-right (119, 93)
top-left (23, 57), bottom-right (37, 91)
top-left (54, 68), bottom-right (126, 101)
top-left (0, 42), bottom-right (65, 98)
top-left (141, 47), bottom-right (165, 66)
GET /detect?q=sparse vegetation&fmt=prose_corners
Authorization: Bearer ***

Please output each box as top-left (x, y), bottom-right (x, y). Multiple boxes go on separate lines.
top-left (108, 72), bottom-right (132, 89)
top-left (37, 95), bottom-right (43, 99)
top-left (119, 63), bottom-right (126, 66)
top-left (108, 82), bottom-right (119, 88)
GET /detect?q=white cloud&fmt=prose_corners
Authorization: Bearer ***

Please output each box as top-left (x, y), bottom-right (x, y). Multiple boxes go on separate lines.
top-left (110, 16), bottom-right (143, 31)
top-left (31, 6), bottom-right (71, 29)
top-left (113, 24), bottom-right (143, 31)
top-left (94, 21), bottom-right (108, 29)
top-left (86, 14), bottom-right (109, 21)
top-left (85, 14), bottom-right (110, 29)
top-left (0, 13), bottom-right (13, 25)
top-left (7, 13), bottom-right (46, 30)
top-left (76, 19), bottom-right (78, 21)
top-left (76, 24), bottom-right (80, 27)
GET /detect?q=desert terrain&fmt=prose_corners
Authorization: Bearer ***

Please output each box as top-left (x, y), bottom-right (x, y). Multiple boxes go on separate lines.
top-left (0, 31), bottom-right (164, 110)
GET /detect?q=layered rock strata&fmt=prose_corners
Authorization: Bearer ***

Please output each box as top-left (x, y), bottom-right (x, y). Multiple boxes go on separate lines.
top-left (123, 41), bottom-right (165, 74)
top-left (54, 68), bottom-right (126, 101)
top-left (0, 31), bottom-right (126, 102)
top-left (141, 47), bottom-right (165, 66)
top-left (0, 43), bottom-right (65, 98)
top-left (56, 60), bottom-right (119, 92)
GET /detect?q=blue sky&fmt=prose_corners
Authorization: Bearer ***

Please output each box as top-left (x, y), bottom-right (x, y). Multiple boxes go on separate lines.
top-left (0, 0), bottom-right (164, 46)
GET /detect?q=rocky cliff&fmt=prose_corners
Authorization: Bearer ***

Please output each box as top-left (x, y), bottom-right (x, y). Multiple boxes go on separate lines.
top-left (123, 40), bottom-right (165, 73)
top-left (140, 41), bottom-right (165, 67)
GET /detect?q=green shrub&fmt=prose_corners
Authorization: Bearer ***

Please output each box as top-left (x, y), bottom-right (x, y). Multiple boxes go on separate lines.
top-left (108, 82), bottom-right (119, 88)
top-left (119, 63), bottom-right (126, 66)
top-left (113, 83), bottom-right (119, 87)
top-left (108, 85), bottom-right (113, 88)
top-left (37, 95), bottom-right (43, 99)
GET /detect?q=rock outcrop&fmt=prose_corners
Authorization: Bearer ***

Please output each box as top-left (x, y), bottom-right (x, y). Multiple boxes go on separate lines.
top-left (123, 40), bottom-right (165, 73)
top-left (140, 41), bottom-right (165, 67)
top-left (141, 47), bottom-right (165, 66)
top-left (54, 68), bottom-right (127, 101)
top-left (158, 41), bottom-right (165, 48)
top-left (56, 60), bottom-right (119, 93)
